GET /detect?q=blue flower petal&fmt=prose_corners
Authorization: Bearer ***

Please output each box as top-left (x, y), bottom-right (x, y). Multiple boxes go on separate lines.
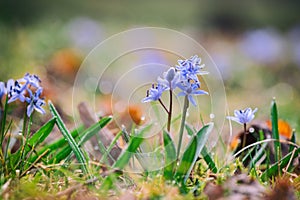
top-left (228, 107), bottom-right (258, 125)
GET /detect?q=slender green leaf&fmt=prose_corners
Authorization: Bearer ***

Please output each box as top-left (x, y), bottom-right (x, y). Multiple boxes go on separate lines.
top-left (174, 135), bottom-right (197, 182)
top-left (49, 146), bottom-right (73, 164)
top-left (121, 128), bottom-right (130, 144)
top-left (250, 142), bottom-right (268, 166)
top-left (49, 101), bottom-right (89, 176)
top-left (289, 131), bottom-right (296, 153)
top-left (175, 123), bottom-right (213, 183)
top-left (271, 99), bottom-right (281, 162)
top-left (62, 117), bottom-right (113, 164)
top-left (185, 124), bottom-right (194, 136)
top-left (77, 117), bottom-right (112, 146)
top-left (28, 125), bottom-right (84, 163)
top-left (113, 126), bottom-right (148, 169)
top-left (201, 146), bottom-right (217, 173)
top-left (241, 146), bottom-right (256, 165)
top-left (11, 118), bottom-right (56, 167)
top-left (25, 118), bottom-right (56, 151)
top-left (163, 130), bottom-right (176, 180)
top-left (100, 174), bottom-right (115, 191)
top-left (261, 147), bottom-right (299, 181)
top-left (50, 117), bottom-right (112, 164)
top-left (100, 130), bottom-right (123, 163)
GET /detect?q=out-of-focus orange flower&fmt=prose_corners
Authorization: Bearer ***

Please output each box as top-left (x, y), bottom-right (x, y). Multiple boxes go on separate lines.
top-left (230, 135), bottom-right (240, 150)
top-left (266, 119), bottom-right (292, 139)
top-left (128, 104), bottom-right (144, 126)
top-left (50, 49), bottom-right (81, 76)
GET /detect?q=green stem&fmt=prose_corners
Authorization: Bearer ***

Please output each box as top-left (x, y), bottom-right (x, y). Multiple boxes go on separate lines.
top-left (21, 107), bottom-right (28, 147)
top-left (167, 89), bottom-right (173, 133)
top-left (0, 96), bottom-right (8, 185)
top-left (19, 107), bottom-right (29, 176)
top-left (0, 96), bottom-right (8, 145)
top-left (176, 95), bottom-right (189, 161)
top-left (158, 99), bottom-right (169, 114)
top-left (242, 123), bottom-right (247, 149)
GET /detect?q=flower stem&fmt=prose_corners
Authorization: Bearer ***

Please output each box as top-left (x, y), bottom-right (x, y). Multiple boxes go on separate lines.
top-left (167, 89), bottom-right (173, 132)
top-left (242, 123), bottom-right (247, 149)
top-left (21, 108), bottom-right (28, 147)
top-left (176, 95), bottom-right (189, 161)
top-left (19, 106), bottom-right (29, 177)
top-left (0, 96), bottom-right (8, 145)
top-left (158, 99), bottom-right (169, 114)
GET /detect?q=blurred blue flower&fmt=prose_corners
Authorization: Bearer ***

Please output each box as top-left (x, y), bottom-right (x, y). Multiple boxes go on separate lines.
top-left (0, 82), bottom-right (6, 99)
top-left (19, 73), bottom-right (41, 89)
top-left (240, 29), bottom-right (283, 64)
top-left (177, 81), bottom-right (208, 106)
top-left (176, 55), bottom-right (209, 82)
top-left (142, 84), bottom-right (167, 103)
top-left (227, 108), bottom-right (258, 125)
top-left (25, 87), bottom-right (46, 117)
top-left (157, 67), bottom-right (180, 90)
top-left (7, 80), bottom-right (26, 103)
top-left (67, 17), bottom-right (104, 50)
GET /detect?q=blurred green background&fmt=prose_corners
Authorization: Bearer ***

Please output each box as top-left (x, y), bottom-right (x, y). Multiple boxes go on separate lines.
top-left (1, 0), bottom-right (300, 132)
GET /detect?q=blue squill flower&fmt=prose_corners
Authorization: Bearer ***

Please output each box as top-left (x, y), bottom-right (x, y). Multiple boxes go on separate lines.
top-left (227, 108), bottom-right (258, 125)
top-left (25, 87), bottom-right (46, 117)
top-left (18, 73), bottom-right (41, 89)
top-left (0, 82), bottom-right (6, 99)
top-left (157, 67), bottom-right (180, 90)
top-left (7, 79), bottom-right (15, 98)
top-left (7, 80), bottom-right (27, 103)
top-left (176, 55), bottom-right (209, 82)
top-left (177, 81), bottom-right (208, 106)
top-left (142, 84), bottom-right (167, 103)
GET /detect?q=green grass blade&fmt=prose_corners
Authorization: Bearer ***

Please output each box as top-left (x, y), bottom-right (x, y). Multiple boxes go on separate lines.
top-left (175, 123), bottom-right (213, 183)
top-left (271, 99), bottom-right (281, 162)
top-left (113, 129), bottom-right (145, 170)
top-left (48, 101), bottom-right (89, 176)
top-left (42, 125), bottom-right (84, 151)
top-left (121, 128), bottom-right (130, 144)
top-left (289, 131), bottom-right (296, 153)
top-left (77, 117), bottom-right (112, 146)
top-left (49, 146), bottom-right (73, 164)
top-left (50, 117), bottom-right (112, 164)
top-left (241, 146), bottom-right (256, 165)
top-left (63, 117), bottom-right (113, 164)
top-left (28, 125), bottom-right (84, 164)
top-left (261, 147), bottom-right (299, 182)
top-left (185, 124), bottom-right (194, 136)
top-left (163, 130), bottom-right (176, 180)
top-left (250, 143), bottom-right (268, 167)
top-left (25, 118), bottom-right (56, 151)
top-left (201, 146), bottom-right (217, 173)
top-left (100, 130), bottom-right (123, 163)
top-left (10, 118), bottom-right (56, 167)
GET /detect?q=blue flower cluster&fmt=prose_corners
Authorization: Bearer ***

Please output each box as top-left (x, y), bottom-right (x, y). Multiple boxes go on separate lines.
top-left (142, 55), bottom-right (208, 106)
top-left (0, 73), bottom-right (46, 117)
